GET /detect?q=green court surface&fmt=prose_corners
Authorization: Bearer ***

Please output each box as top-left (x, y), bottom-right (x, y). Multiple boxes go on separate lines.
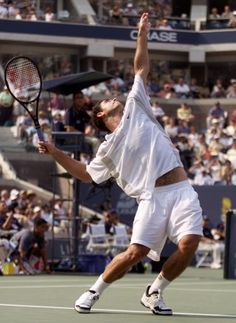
top-left (0, 268), bottom-right (236, 323)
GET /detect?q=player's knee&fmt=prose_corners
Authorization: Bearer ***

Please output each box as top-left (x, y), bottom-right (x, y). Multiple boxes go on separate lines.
top-left (178, 234), bottom-right (201, 255)
top-left (125, 244), bottom-right (149, 264)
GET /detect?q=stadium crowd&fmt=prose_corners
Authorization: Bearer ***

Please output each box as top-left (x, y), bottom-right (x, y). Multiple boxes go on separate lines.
top-left (1, 0), bottom-right (236, 31)
top-left (1, 70), bottom-right (236, 185)
top-left (0, 0), bottom-right (56, 21)
top-left (207, 5), bottom-right (236, 29)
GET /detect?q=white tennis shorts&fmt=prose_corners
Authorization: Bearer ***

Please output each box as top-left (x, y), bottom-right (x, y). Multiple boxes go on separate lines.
top-left (130, 180), bottom-right (203, 261)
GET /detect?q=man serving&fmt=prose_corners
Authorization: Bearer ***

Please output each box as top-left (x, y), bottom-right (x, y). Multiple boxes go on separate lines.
top-left (38, 13), bottom-right (202, 315)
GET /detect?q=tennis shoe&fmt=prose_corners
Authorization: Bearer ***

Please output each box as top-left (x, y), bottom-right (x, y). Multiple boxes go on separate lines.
top-left (74, 290), bottom-right (99, 313)
top-left (141, 285), bottom-right (172, 315)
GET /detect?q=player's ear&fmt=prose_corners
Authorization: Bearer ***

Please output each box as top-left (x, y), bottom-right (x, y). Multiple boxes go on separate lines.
top-left (97, 111), bottom-right (105, 118)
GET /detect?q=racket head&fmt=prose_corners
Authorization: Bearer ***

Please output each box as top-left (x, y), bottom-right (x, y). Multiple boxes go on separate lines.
top-left (4, 56), bottom-right (42, 104)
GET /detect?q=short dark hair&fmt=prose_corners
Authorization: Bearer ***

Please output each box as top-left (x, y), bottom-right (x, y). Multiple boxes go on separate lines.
top-left (91, 100), bottom-right (110, 132)
top-left (73, 91), bottom-right (84, 99)
top-left (34, 218), bottom-right (48, 227)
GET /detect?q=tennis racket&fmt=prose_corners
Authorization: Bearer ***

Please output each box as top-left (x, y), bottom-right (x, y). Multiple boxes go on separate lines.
top-left (4, 56), bottom-right (44, 141)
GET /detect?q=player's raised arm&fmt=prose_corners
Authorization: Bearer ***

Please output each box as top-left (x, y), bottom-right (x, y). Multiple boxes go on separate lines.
top-left (38, 141), bottom-right (92, 183)
top-left (134, 13), bottom-right (151, 86)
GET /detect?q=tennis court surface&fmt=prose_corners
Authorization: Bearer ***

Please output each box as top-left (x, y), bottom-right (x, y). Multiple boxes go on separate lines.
top-left (0, 267), bottom-right (235, 323)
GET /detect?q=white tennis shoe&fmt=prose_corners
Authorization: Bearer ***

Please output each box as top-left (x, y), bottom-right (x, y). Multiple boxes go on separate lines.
top-left (74, 290), bottom-right (99, 313)
top-left (141, 285), bottom-right (172, 315)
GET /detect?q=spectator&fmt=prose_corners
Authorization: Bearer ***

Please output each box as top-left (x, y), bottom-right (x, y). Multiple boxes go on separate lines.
top-left (198, 216), bottom-right (224, 269)
top-left (41, 204), bottom-right (53, 226)
top-left (147, 77), bottom-right (161, 96)
top-left (48, 93), bottom-right (65, 115)
top-left (225, 138), bottom-right (236, 169)
top-left (174, 78), bottom-right (190, 99)
top-left (163, 116), bottom-right (178, 140)
top-left (0, 1), bottom-right (8, 18)
top-left (208, 135), bottom-right (223, 157)
top-left (221, 5), bottom-right (233, 19)
top-left (26, 190), bottom-right (37, 205)
top-left (209, 7), bottom-right (220, 20)
top-left (157, 19), bottom-right (172, 30)
top-left (28, 9), bottom-right (37, 21)
top-left (206, 102), bottom-right (225, 129)
top-left (44, 6), bottom-right (55, 22)
top-left (109, 4), bottom-right (123, 24)
top-left (151, 100), bottom-right (165, 124)
top-left (53, 199), bottom-right (68, 220)
top-left (18, 190), bottom-right (29, 210)
top-left (177, 102), bottom-right (194, 124)
top-left (228, 11), bottom-right (236, 28)
top-left (226, 79), bottom-right (236, 98)
top-left (52, 112), bottom-right (65, 132)
top-left (123, 2), bottom-right (138, 26)
top-left (101, 210), bottom-right (112, 235)
top-left (219, 130), bottom-right (233, 152)
top-left (176, 135), bottom-right (193, 169)
top-left (38, 111), bottom-right (50, 126)
top-left (10, 218), bottom-right (50, 274)
top-left (221, 159), bottom-right (234, 185)
top-left (0, 201), bottom-right (22, 234)
top-left (188, 160), bottom-right (205, 180)
top-left (15, 8), bottom-right (22, 20)
top-left (211, 79), bottom-right (226, 98)
top-left (64, 91), bottom-right (90, 133)
top-left (194, 170), bottom-right (214, 186)
top-left (8, 2), bottom-right (19, 19)
top-left (188, 126), bottom-right (199, 146)
top-left (158, 82), bottom-right (176, 99)
top-left (208, 157), bottom-right (224, 185)
top-left (0, 189), bottom-right (10, 206)
top-left (189, 78), bottom-right (201, 98)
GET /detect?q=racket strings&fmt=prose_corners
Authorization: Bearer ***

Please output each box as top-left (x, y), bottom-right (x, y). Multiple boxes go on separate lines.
top-left (6, 58), bottom-right (41, 102)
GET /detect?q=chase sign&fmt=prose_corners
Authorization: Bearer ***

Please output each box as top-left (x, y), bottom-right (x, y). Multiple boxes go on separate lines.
top-left (130, 29), bottom-right (178, 43)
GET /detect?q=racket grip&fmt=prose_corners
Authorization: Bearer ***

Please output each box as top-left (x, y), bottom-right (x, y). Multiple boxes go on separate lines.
top-left (36, 128), bottom-right (44, 141)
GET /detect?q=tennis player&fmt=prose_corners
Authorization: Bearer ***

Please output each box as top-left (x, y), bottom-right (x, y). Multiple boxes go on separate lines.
top-left (38, 12), bottom-right (202, 315)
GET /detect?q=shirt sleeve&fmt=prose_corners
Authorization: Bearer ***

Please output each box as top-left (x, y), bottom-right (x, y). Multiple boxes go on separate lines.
top-left (128, 74), bottom-right (152, 111)
top-left (18, 232), bottom-right (33, 253)
top-left (86, 157), bottom-right (111, 184)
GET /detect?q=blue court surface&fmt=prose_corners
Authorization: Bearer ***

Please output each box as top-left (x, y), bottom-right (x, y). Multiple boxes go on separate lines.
top-left (0, 268), bottom-right (236, 323)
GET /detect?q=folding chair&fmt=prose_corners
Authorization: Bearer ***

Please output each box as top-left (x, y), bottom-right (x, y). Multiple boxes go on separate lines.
top-left (195, 242), bottom-right (213, 268)
top-left (86, 224), bottom-right (111, 254)
top-left (110, 225), bottom-right (130, 256)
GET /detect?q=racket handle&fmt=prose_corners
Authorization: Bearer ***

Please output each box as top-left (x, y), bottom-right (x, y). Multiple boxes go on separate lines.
top-left (36, 127), bottom-right (44, 141)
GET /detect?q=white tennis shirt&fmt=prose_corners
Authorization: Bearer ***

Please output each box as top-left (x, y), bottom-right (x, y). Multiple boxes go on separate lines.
top-left (87, 74), bottom-right (183, 200)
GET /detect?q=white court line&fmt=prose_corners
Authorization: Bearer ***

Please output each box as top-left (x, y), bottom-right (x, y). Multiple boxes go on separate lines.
top-left (0, 277), bottom-right (202, 284)
top-left (0, 303), bottom-right (235, 319)
top-left (0, 278), bottom-right (234, 286)
top-left (0, 284), bottom-right (236, 293)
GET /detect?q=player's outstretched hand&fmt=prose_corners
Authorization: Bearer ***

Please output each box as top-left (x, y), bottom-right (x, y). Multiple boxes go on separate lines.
top-left (38, 141), bottom-right (56, 155)
top-left (138, 12), bottom-right (151, 34)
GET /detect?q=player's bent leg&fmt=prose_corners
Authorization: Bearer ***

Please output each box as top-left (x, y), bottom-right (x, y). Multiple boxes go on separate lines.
top-left (161, 234), bottom-right (201, 281)
top-left (103, 243), bottom-right (150, 283)
top-left (141, 234), bottom-right (201, 316)
top-left (75, 244), bottom-right (149, 314)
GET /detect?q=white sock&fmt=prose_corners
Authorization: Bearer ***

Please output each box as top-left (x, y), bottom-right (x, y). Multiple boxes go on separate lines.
top-left (149, 273), bottom-right (170, 295)
top-left (90, 274), bottom-right (110, 295)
